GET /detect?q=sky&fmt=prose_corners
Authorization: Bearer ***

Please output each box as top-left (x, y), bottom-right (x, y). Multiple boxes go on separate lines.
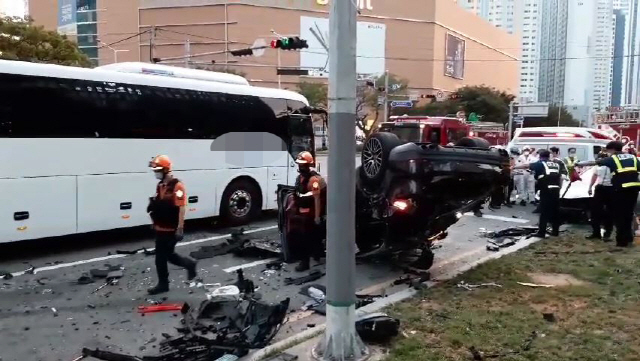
top-left (0, 0), bottom-right (26, 17)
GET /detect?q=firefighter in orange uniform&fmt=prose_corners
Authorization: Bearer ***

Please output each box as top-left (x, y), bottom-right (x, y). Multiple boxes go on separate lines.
top-left (292, 151), bottom-right (327, 272)
top-left (147, 155), bottom-right (197, 295)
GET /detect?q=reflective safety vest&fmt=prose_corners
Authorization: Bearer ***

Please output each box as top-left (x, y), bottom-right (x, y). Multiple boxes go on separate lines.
top-left (611, 154), bottom-right (640, 189)
top-left (564, 157), bottom-right (577, 169)
top-left (294, 171), bottom-right (327, 217)
top-left (537, 161), bottom-right (561, 189)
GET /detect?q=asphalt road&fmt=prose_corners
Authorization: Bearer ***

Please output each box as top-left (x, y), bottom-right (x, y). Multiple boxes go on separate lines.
top-left (0, 154), bottom-right (543, 361)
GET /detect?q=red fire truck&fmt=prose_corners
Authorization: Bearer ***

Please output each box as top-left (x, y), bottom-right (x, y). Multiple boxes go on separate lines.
top-left (382, 116), bottom-right (508, 145)
top-left (594, 107), bottom-right (640, 147)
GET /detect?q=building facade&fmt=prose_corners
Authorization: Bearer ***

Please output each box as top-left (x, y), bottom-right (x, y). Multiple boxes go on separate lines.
top-left (456, 0), bottom-right (539, 103)
top-left (537, 0), bottom-right (569, 106)
top-left (612, 8), bottom-right (626, 106)
top-left (29, 0), bottom-right (520, 96)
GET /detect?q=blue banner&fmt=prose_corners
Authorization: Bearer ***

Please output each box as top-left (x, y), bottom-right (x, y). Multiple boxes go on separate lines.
top-left (57, 0), bottom-right (77, 35)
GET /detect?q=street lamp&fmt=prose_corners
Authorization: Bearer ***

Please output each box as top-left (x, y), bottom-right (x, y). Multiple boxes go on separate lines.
top-left (98, 40), bottom-right (130, 63)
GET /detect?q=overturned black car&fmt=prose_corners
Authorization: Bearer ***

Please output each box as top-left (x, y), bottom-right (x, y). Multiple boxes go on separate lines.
top-left (278, 129), bottom-right (511, 270)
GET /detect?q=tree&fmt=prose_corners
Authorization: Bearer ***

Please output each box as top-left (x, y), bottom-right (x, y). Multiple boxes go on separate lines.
top-left (297, 81), bottom-right (328, 108)
top-left (359, 73), bottom-right (409, 134)
top-left (401, 85), bottom-right (515, 124)
top-left (0, 16), bottom-right (91, 67)
top-left (526, 106), bottom-right (580, 127)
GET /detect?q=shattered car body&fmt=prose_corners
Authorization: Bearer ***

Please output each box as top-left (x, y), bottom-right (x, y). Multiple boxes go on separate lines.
top-left (278, 130), bottom-right (510, 270)
top-left (83, 296), bottom-right (290, 361)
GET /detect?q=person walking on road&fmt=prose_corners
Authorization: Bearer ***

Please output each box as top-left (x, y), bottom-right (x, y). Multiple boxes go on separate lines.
top-left (290, 151), bottom-right (327, 272)
top-left (146, 155), bottom-right (197, 295)
top-left (578, 141), bottom-right (640, 247)
top-left (515, 146), bottom-right (536, 206)
top-left (586, 152), bottom-right (614, 241)
top-left (514, 150), bottom-right (562, 238)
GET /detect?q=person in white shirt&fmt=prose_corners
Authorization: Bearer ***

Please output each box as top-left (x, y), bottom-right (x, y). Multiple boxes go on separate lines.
top-left (586, 152), bottom-right (613, 241)
top-left (515, 146), bottom-right (537, 205)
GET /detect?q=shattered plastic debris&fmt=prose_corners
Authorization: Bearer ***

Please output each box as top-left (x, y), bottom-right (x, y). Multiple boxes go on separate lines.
top-left (83, 292), bottom-right (290, 361)
top-left (457, 281), bottom-right (502, 291)
top-left (517, 282), bottom-right (555, 288)
top-left (483, 226), bottom-right (538, 251)
top-left (355, 313), bottom-right (400, 343)
top-left (77, 273), bottom-right (94, 285)
top-left (232, 238), bottom-right (283, 257)
top-left (24, 266), bottom-right (36, 275)
top-left (284, 270), bottom-right (324, 286)
top-left (0, 271), bottom-right (13, 280)
top-left (206, 286), bottom-right (240, 301)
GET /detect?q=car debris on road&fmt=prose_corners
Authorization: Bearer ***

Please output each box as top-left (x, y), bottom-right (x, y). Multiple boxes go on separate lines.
top-left (284, 270), bottom-right (324, 286)
top-left (482, 226), bottom-right (539, 251)
top-left (456, 281), bottom-right (502, 291)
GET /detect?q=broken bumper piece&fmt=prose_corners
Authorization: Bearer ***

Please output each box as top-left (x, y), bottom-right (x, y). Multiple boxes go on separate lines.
top-left (82, 296), bottom-right (290, 361)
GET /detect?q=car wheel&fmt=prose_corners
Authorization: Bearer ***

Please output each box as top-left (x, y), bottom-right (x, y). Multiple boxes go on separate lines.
top-left (220, 178), bottom-right (262, 226)
top-left (455, 137), bottom-right (491, 149)
top-left (360, 132), bottom-right (403, 187)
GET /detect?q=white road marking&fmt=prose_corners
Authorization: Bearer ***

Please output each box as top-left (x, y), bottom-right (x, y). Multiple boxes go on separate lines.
top-left (222, 258), bottom-right (278, 273)
top-left (9, 225), bottom-right (278, 278)
top-left (464, 213), bottom-right (530, 223)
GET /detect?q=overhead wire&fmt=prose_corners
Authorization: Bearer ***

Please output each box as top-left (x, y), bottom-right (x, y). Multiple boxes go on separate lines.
top-left (98, 30), bottom-right (150, 49)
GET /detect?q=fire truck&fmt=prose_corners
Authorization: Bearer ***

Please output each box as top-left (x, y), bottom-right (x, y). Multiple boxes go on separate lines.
top-left (594, 106), bottom-right (640, 148)
top-left (381, 115), bottom-right (508, 146)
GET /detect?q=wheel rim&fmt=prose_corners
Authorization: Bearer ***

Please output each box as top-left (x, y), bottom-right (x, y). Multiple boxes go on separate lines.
top-left (229, 190), bottom-right (252, 218)
top-left (362, 137), bottom-right (383, 178)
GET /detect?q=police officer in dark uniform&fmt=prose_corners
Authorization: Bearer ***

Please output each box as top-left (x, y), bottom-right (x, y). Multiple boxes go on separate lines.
top-left (514, 150), bottom-right (562, 238)
top-left (578, 141), bottom-right (640, 247)
top-left (147, 155), bottom-right (197, 295)
top-left (291, 151), bottom-right (327, 271)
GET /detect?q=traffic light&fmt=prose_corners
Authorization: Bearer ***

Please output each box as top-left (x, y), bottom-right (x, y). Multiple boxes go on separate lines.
top-left (230, 48), bottom-right (254, 57)
top-left (450, 93), bottom-right (462, 100)
top-left (270, 37), bottom-right (309, 50)
top-left (419, 94), bottom-right (436, 99)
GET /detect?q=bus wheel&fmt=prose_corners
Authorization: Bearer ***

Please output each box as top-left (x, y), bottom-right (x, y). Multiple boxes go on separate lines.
top-left (221, 178), bottom-right (262, 226)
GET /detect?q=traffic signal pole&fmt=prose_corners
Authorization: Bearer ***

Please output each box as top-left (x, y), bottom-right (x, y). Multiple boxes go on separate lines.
top-left (313, 0), bottom-right (367, 359)
top-left (383, 70), bottom-right (389, 122)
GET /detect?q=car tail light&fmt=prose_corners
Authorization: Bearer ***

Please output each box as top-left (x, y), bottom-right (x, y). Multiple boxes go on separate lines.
top-left (392, 200), bottom-right (409, 211)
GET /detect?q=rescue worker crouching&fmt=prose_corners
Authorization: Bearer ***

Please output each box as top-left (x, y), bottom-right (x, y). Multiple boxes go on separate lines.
top-left (146, 155), bottom-right (197, 295)
top-left (577, 141), bottom-right (640, 247)
top-left (514, 150), bottom-right (562, 238)
top-left (291, 151), bottom-right (327, 272)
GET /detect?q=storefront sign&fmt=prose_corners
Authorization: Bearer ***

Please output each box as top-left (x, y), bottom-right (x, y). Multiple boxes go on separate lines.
top-left (317, 0), bottom-right (372, 11)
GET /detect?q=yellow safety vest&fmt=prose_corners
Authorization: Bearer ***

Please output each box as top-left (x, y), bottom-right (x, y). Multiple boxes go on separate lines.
top-left (611, 154), bottom-right (640, 188)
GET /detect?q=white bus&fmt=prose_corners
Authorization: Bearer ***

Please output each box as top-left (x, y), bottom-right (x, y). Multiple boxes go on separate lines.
top-left (0, 60), bottom-right (314, 243)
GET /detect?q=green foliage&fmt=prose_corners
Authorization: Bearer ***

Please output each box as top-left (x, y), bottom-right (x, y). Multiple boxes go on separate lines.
top-left (0, 16), bottom-right (91, 67)
top-left (296, 81), bottom-right (328, 108)
top-left (398, 85), bottom-right (515, 124)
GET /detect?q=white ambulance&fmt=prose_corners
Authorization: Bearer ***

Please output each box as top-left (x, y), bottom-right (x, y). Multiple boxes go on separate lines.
top-left (507, 127), bottom-right (616, 208)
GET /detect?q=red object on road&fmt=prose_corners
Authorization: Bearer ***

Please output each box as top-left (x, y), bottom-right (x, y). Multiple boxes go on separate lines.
top-left (137, 304), bottom-right (184, 314)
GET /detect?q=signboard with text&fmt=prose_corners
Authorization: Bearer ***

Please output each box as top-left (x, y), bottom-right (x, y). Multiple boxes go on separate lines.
top-left (444, 33), bottom-right (465, 79)
top-left (57, 0), bottom-right (77, 35)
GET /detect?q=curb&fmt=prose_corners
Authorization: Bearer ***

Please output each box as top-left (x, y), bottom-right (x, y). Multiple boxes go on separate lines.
top-left (247, 235), bottom-right (544, 361)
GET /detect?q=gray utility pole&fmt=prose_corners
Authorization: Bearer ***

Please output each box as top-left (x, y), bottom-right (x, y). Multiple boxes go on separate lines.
top-left (313, 0), bottom-right (367, 359)
top-left (149, 26), bottom-right (156, 63)
top-left (184, 39), bottom-right (191, 68)
top-left (557, 102), bottom-right (562, 127)
top-left (383, 69), bottom-right (389, 122)
top-left (508, 100), bottom-right (515, 142)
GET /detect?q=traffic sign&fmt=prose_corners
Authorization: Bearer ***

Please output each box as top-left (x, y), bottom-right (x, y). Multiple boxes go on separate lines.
top-left (436, 91), bottom-right (445, 102)
top-left (252, 39), bottom-right (266, 57)
top-left (391, 100), bottom-right (413, 108)
top-left (514, 115), bottom-right (524, 124)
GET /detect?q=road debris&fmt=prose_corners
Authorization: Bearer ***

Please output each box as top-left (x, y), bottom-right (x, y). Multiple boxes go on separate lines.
top-left (91, 278), bottom-right (119, 294)
top-left (0, 271), bottom-right (13, 280)
top-left (355, 313), bottom-right (400, 343)
top-left (189, 237), bottom-right (248, 260)
top-left (234, 269), bottom-right (255, 294)
top-left (233, 238), bottom-right (282, 257)
top-left (482, 226), bottom-right (538, 251)
top-left (517, 282), bottom-right (555, 288)
top-left (24, 265), bottom-right (36, 275)
top-left (206, 285), bottom-right (240, 301)
top-left (51, 307), bottom-right (58, 317)
top-left (284, 270), bottom-right (325, 286)
top-left (457, 281), bottom-right (502, 291)
top-left (145, 297), bottom-right (167, 305)
top-left (264, 353), bottom-right (298, 361)
top-left (89, 264), bottom-right (123, 279)
top-left (77, 273), bottom-right (94, 285)
top-left (83, 291), bottom-right (290, 361)
top-left (116, 247), bottom-right (155, 256)
top-left (137, 304), bottom-right (185, 314)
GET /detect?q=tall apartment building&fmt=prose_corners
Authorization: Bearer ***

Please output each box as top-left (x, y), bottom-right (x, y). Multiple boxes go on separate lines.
top-left (622, 0), bottom-right (640, 105)
top-left (612, 8), bottom-right (626, 106)
top-left (537, 0), bottom-right (569, 105)
top-left (456, 0), bottom-right (539, 102)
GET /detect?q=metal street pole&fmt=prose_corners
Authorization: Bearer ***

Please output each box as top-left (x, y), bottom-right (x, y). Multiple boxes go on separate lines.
top-left (313, 0), bottom-right (366, 359)
top-left (184, 39), bottom-right (191, 68)
top-left (277, 49), bottom-right (282, 89)
top-left (508, 100), bottom-right (515, 142)
top-left (383, 69), bottom-right (389, 122)
top-left (557, 102), bottom-right (561, 127)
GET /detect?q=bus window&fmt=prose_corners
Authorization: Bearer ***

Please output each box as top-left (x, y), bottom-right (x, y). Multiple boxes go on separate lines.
top-left (288, 115), bottom-right (314, 156)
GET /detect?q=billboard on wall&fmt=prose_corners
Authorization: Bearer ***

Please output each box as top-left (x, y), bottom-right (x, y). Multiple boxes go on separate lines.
top-left (444, 33), bottom-right (465, 79)
top-left (57, 0), bottom-right (77, 35)
top-left (300, 16), bottom-right (385, 78)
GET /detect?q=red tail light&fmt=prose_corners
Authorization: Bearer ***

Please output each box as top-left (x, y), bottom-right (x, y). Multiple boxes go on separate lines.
top-left (392, 200), bottom-right (409, 211)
